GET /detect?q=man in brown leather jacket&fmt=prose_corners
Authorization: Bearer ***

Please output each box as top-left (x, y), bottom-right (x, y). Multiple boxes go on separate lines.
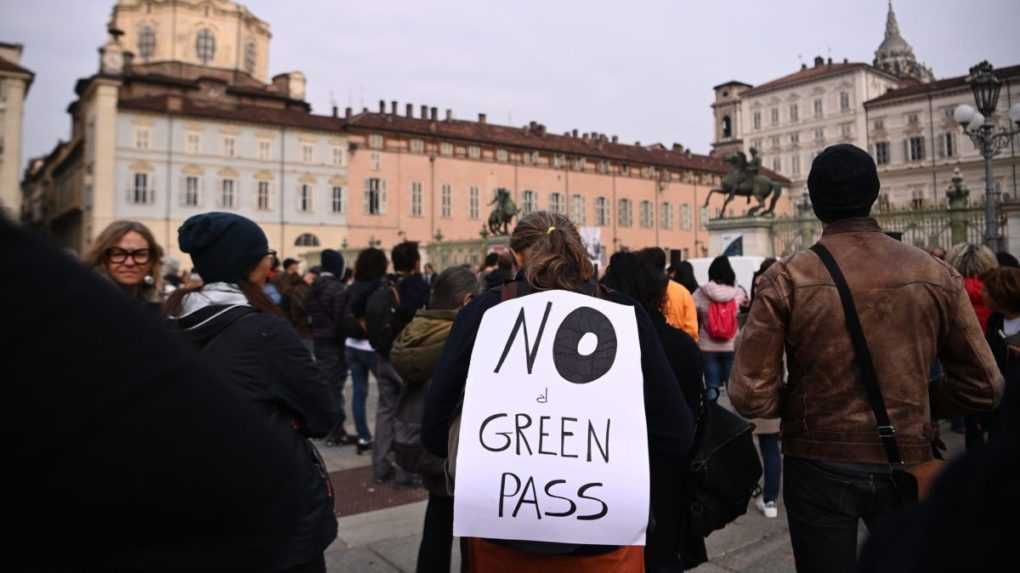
top-left (730, 144), bottom-right (1003, 573)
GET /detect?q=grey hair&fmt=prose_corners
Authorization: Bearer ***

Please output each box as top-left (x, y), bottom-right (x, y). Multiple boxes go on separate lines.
top-left (429, 265), bottom-right (480, 310)
top-left (947, 243), bottom-right (998, 278)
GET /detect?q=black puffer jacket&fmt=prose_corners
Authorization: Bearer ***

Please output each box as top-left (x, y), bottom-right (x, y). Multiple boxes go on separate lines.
top-left (307, 272), bottom-right (347, 342)
top-left (174, 304), bottom-right (338, 570)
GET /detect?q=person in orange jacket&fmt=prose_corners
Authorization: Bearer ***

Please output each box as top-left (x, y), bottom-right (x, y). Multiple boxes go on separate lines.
top-left (639, 248), bottom-right (699, 341)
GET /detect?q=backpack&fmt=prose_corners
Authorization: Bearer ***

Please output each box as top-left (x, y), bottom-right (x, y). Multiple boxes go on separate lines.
top-left (364, 278), bottom-right (401, 356)
top-left (705, 299), bottom-right (738, 341)
top-left (687, 400), bottom-right (762, 537)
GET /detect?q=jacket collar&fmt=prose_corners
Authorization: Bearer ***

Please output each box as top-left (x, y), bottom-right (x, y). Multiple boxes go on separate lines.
top-left (821, 217), bottom-right (881, 237)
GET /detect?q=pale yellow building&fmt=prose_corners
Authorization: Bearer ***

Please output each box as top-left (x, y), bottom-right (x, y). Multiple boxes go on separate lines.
top-left (0, 42), bottom-right (33, 218)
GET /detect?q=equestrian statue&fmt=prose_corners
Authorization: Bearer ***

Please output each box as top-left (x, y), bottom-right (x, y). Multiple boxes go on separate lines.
top-left (487, 188), bottom-right (519, 236)
top-left (702, 148), bottom-right (784, 218)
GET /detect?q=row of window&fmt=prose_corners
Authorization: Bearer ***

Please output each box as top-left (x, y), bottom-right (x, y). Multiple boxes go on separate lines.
top-left (751, 124), bottom-right (854, 151)
top-left (367, 134), bottom-right (717, 183)
top-left (874, 133), bottom-right (957, 165)
top-left (127, 173), bottom-right (346, 214)
top-left (751, 92), bottom-right (852, 130)
top-left (134, 129), bottom-right (346, 166)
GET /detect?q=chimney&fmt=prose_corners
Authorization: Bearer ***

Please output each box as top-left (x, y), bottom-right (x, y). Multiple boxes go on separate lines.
top-left (446, 109), bottom-right (453, 121)
top-left (843, 57), bottom-right (848, 64)
top-left (378, 100), bottom-right (385, 113)
top-left (345, 107), bottom-right (352, 120)
top-left (827, 57), bottom-right (832, 66)
top-left (478, 113), bottom-right (486, 124)
top-left (421, 104), bottom-right (428, 119)
top-left (332, 105), bottom-right (338, 117)
top-left (814, 56), bottom-right (824, 67)
top-left (611, 135), bottom-right (618, 143)
top-left (391, 100), bottom-right (398, 115)
top-left (635, 141), bottom-right (641, 147)
top-left (430, 107), bottom-right (438, 121)
top-left (362, 107), bottom-right (369, 113)
top-left (801, 63), bottom-right (807, 70)
top-left (572, 129), bottom-right (579, 138)
top-left (406, 103), bottom-right (413, 117)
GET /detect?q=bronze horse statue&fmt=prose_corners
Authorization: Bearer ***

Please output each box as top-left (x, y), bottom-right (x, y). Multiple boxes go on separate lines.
top-left (702, 150), bottom-right (784, 218)
top-left (487, 188), bottom-right (519, 236)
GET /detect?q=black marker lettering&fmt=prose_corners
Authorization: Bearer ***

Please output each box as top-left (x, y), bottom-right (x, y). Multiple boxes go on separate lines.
top-left (587, 418), bottom-right (610, 463)
top-left (498, 472), bottom-right (521, 518)
top-left (543, 479), bottom-right (577, 518)
top-left (514, 413), bottom-right (533, 455)
top-left (561, 417), bottom-right (578, 458)
top-left (513, 476), bottom-right (542, 519)
top-left (576, 482), bottom-right (608, 520)
top-left (538, 415), bottom-right (556, 456)
top-left (494, 302), bottom-right (553, 375)
top-left (479, 413), bottom-right (511, 452)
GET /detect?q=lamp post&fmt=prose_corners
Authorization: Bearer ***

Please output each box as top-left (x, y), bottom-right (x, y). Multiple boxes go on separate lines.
top-left (953, 61), bottom-right (1020, 252)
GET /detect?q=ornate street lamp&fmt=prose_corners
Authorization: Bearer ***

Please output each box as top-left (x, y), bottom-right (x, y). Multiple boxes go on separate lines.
top-left (953, 61), bottom-right (1020, 251)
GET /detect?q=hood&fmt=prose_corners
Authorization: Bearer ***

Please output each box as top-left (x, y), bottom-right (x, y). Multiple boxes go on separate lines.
top-left (390, 309), bottom-right (458, 384)
top-left (171, 282), bottom-right (253, 345)
top-left (700, 281), bottom-right (741, 302)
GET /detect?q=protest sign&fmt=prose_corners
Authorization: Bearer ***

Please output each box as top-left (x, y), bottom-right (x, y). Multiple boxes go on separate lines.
top-left (453, 290), bottom-right (649, 546)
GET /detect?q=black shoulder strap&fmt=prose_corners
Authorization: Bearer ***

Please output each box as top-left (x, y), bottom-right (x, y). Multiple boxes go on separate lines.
top-left (810, 243), bottom-right (904, 466)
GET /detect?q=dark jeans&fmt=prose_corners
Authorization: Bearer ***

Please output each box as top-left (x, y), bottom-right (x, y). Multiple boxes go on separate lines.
top-left (964, 411), bottom-right (1002, 452)
top-left (345, 346), bottom-right (375, 440)
top-left (702, 351), bottom-right (734, 401)
top-left (784, 458), bottom-right (899, 573)
top-left (314, 340), bottom-right (348, 435)
top-left (373, 356), bottom-right (402, 480)
top-left (416, 494), bottom-right (454, 573)
top-left (758, 433), bottom-right (782, 503)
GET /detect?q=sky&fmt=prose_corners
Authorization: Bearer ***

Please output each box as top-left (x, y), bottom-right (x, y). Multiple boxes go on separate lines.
top-left (2, 0), bottom-right (1019, 169)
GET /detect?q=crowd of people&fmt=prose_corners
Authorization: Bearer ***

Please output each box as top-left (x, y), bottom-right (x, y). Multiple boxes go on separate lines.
top-left (7, 142), bottom-right (1016, 572)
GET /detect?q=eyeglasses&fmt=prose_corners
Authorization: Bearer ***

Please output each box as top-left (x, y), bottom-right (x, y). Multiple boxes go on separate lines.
top-left (106, 248), bottom-right (151, 265)
top-left (266, 249), bottom-right (278, 259)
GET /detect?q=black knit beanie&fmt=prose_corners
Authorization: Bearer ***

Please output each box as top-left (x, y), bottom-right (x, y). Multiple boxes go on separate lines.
top-left (320, 249), bottom-right (345, 277)
top-left (178, 212), bottom-right (269, 284)
top-left (808, 144), bottom-right (881, 223)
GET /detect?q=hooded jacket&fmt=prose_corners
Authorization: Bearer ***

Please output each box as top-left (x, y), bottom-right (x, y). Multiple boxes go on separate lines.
top-left (307, 272), bottom-right (348, 342)
top-left (171, 284), bottom-right (338, 569)
top-left (390, 309), bottom-right (458, 496)
top-left (693, 281), bottom-right (747, 352)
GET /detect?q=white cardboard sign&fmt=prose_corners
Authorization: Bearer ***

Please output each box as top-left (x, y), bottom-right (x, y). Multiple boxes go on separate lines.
top-left (452, 290), bottom-right (650, 546)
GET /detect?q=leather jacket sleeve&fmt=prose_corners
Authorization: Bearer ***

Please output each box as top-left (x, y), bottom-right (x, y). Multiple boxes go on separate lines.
top-left (730, 271), bottom-right (788, 420)
top-left (930, 280), bottom-right (1004, 417)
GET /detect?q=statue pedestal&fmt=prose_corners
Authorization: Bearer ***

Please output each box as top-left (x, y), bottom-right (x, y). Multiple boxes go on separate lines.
top-left (707, 217), bottom-right (775, 257)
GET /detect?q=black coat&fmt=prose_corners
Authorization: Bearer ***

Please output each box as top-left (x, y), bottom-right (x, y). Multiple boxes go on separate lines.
top-left (307, 273), bottom-right (347, 342)
top-left (1, 217), bottom-right (318, 571)
top-left (174, 305), bottom-right (338, 569)
top-left (422, 280), bottom-right (696, 567)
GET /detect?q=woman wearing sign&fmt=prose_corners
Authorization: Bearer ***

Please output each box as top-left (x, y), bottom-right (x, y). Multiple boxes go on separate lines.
top-left (423, 211), bottom-right (696, 572)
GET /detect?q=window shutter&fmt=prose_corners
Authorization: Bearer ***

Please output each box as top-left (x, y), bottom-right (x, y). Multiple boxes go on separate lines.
top-left (902, 139), bottom-right (909, 162)
top-left (936, 134), bottom-right (945, 158)
top-left (148, 178), bottom-right (156, 205)
top-left (363, 179), bottom-right (370, 214)
top-left (215, 180), bottom-right (223, 208)
top-left (380, 180), bottom-right (388, 214)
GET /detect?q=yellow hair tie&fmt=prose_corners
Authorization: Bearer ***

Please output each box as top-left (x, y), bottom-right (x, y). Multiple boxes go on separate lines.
top-left (546, 226), bottom-right (556, 235)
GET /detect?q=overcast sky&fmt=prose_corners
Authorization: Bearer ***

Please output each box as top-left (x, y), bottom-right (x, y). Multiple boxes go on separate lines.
top-left (2, 0), bottom-right (1019, 168)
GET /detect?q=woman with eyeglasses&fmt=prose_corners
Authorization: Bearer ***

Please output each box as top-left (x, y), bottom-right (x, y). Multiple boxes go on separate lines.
top-left (84, 220), bottom-right (165, 311)
top-left (165, 212), bottom-right (338, 573)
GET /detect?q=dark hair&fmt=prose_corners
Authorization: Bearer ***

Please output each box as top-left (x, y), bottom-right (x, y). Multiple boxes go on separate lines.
top-left (484, 252), bottom-right (500, 269)
top-left (282, 257), bottom-right (299, 271)
top-left (269, 255), bottom-right (280, 272)
top-left (749, 257), bottom-right (777, 304)
top-left (602, 252), bottom-right (667, 318)
top-left (341, 268), bottom-right (353, 283)
top-left (164, 254), bottom-right (283, 319)
top-left (354, 247), bottom-right (388, 281)
top-left (982, 267), bottom-right (1020, 314)
top-left (708, 256), bottom-right (736, 286)
top-left (392, 241), bottom-right (421, 273)
top-left (997, 251), bottom-right (1019, 268)
top-left (670, 260), bottom-right (700, 294)
top-left (429, 265), bottom-right (480, 310)
top-left (638, 247), bottom-right (667, 273)
top-left (497, 252), bottom-right (514, 272)
top-left (509, 211), bottom-right (593, 291)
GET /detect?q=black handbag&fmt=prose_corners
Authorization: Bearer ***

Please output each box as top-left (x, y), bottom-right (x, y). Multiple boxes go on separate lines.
top-left (811, 243), bottom-right (944, 506)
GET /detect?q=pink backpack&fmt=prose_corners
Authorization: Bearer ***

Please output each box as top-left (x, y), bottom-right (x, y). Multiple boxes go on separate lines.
top-left (705, 299), bottom-right (738, 341)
